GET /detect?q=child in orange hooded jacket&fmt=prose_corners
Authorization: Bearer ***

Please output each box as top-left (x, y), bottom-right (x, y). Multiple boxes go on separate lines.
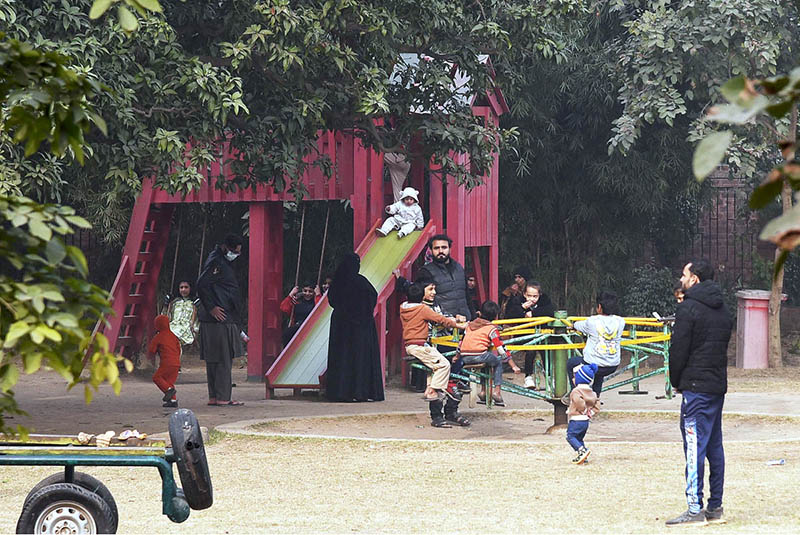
top-left (149, 314), bottom-right (182, 408)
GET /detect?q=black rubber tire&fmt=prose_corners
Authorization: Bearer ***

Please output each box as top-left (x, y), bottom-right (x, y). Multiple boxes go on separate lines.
top-left (23, 472), bottom-right (118, 533)
top-left (16, 482), bottom-right (116, 534)
top-left (168, 408), bottom-right (213, 510)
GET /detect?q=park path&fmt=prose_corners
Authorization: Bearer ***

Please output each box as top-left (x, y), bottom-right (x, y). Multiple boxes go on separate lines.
top-left (9, 354), bottom-right (799, 436)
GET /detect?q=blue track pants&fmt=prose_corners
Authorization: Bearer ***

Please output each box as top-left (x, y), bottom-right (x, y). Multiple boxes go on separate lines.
top-left (680, 391), bottom-right (725, 514)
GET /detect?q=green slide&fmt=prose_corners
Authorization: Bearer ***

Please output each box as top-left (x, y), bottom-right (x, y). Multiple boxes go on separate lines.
top-left (267, 227), bottom-right (430, 388)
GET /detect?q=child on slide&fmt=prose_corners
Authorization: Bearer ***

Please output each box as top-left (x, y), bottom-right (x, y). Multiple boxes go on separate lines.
top-left (377, 187), bottom-right (424, 238)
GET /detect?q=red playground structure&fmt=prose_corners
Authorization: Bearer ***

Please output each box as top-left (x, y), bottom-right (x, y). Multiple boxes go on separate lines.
top-left (102, 81), bottom-right (507, 397)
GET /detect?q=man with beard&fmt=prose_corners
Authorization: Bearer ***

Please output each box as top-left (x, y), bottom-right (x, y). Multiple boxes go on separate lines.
top-left (196, 233), bottom-right (246, 406)
top-left (665, 259), bottom-right (732, 526)
top-left (415, 234), bottom-right (474, 322)
top-left (413, 234), bottom-right (476, 414)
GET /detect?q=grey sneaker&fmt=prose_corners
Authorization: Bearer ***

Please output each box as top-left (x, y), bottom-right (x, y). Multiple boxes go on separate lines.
top-left (665, 510), bottom-right (707, 527)
top-left (705, 506), bottom-right (725, 524)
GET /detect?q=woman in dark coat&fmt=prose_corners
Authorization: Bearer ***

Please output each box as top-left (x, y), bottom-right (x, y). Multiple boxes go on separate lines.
top-left (326, 252), bottom-right (385, 402)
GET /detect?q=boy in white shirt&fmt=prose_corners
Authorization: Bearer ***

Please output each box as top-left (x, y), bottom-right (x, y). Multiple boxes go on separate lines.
top-left (568, 291), bottom-right (626, 398)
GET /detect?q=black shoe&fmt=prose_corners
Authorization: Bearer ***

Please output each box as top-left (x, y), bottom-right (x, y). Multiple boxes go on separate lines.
top-left (445, 414), bottom-right (471, 427)
top-left (705, 507), bottom-right (724, 524)
top-left (445, 384), bottom-right (463, 401)
top-left (162, 400), bottom-right (178, 408)
top-left (430, 418), bottom-right (452, 428)
top-left (457, 380), bottom-right (470, 393)
top-left (665, 510), bottom-right (707, 527)
top-left (162, 387), bottom-right (176, 402)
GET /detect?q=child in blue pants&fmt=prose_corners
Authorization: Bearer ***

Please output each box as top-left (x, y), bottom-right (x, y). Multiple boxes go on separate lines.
top-left (566, 363), bottom-right (599, 464)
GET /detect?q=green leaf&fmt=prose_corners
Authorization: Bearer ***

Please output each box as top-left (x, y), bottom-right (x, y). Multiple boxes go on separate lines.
top-left (89, 0), bottom-right (113, 19)
top-left (0, 364), bottom-right (19, 393)
top-left (118, 5), bottom-right (138, 32)
top-left (720, 76), bottom-right (745, 103)
top-left (84, 385), bottom-right (93, 404)
top-left (750, 175), bottom-right (784, 210)
top-left (693, 131), bottom-right (732, 181)
top-left (33, 325), bottom-right (62, 342)
top-left (28, 219), bottom-right (53, 241)
top-left (4, 321), bottom-right (31, 347)
top-left (65, 215), bottom-right (92, 229)
top-left (766, 99), bottom-right (793, 119)
top-left (22, 353), bottom-right (43, 374)
top-left (66, 246), bottom-right (89, 276)
top-left (760, 203), bottom-right (800, 251)
top-left (134, 0), bottom-right (163, 13)
top-left (45, 237), bottom-right (67, 265)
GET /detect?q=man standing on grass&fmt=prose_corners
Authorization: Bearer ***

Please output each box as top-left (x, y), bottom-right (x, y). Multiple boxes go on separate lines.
top-left (665, 259), bottom-right (732, 527)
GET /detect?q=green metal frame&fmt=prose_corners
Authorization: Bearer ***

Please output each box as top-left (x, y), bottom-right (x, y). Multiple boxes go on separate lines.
top-left (0, 438), bottom-right (189, 523)
top-left (424, 316), bottom-right (673, 406)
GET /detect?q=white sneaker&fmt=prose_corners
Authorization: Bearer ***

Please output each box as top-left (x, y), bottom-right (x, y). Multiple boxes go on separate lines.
top-left (524, 375), bottom-right (535, 389)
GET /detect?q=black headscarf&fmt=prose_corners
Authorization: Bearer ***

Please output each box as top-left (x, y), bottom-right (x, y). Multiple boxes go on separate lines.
top-left (329, 252), bottom-right (361, 303)
top-left (513, 265), bottom-right (533, 281)
top-left (328, 252), bottom-right (377, 321)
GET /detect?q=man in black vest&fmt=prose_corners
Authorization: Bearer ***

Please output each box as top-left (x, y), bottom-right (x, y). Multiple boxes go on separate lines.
top-left (415, 234), bottom-right (474, 321)
top-left (665, 259), bottom-right (732, 526)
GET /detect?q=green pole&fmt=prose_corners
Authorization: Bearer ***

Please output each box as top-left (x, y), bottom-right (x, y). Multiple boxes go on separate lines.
top-left (545, 310), bottom-right (570, 432)
top-left (552, 310), bottom-right (569, 399)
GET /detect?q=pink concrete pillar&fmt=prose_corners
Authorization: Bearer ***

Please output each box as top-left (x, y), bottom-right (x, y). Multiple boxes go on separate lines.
top-left (735, 290), bottom-right (771, 369)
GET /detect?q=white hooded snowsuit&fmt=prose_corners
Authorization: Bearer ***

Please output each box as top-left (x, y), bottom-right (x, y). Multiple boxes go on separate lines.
top-left (379, 187), bottom-right (424, 237)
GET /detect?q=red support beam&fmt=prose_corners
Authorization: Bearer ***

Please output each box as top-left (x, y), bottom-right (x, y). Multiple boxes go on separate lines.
top-left (247, 202), bottom-right (284, 381)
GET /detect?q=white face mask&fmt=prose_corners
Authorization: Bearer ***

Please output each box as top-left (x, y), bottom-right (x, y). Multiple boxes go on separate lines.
top-left (225, 251), bottom-right (240, 262)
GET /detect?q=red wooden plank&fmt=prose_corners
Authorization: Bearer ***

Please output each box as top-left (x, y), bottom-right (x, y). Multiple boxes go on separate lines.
top-left (249, 202), bottom-right (283, 381)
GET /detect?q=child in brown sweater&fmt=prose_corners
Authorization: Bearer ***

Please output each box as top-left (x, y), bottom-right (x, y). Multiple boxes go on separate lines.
top-left (401, 283), bottom-right (467, 407)
top-left (566, 363), bottom-right (599, 464)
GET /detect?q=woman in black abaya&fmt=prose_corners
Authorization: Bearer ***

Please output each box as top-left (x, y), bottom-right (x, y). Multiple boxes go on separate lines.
top-left (326, 252), bottom-right (385, 402)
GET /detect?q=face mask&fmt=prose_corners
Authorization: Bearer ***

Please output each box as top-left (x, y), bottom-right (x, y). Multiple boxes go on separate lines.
top-left (225, 251), bottom-right (240, 262)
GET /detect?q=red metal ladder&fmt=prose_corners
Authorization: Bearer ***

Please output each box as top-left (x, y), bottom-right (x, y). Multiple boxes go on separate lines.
top-left (104, 180), bottom-right (174, 359)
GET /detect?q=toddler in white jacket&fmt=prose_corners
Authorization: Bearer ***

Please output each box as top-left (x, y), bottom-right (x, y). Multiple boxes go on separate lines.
top-left (377, 187), bottom-right (424, 238)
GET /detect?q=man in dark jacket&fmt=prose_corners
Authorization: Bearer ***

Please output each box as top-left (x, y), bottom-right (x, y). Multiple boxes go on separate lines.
top-left (415, 234), bottom-right (474, 321)
top-left (665, 259), bottom-right (732, 527)
top-left (197, 233), bottom-right (246, 406)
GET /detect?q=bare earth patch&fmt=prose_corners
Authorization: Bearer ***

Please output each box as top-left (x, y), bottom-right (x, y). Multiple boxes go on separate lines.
top-left (247, 410), bottom-right (800, 443)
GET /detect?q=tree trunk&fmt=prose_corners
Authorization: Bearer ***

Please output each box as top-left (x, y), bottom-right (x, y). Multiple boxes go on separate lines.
top-left (767, 104), bottom-right (797, 368)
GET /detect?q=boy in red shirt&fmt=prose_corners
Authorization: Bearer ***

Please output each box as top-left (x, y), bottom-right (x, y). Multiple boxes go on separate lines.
top-left (149, 314), bottom-right (182, 408)
top-left (457, 301), bottom-right (521, 407)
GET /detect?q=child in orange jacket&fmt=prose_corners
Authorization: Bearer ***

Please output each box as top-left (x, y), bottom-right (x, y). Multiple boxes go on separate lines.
top-left (149, 314), bottom-right (182, 408)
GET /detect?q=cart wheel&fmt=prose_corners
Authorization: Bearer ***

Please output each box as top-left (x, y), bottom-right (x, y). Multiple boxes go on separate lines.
top-left (168, 409), bottom-right (213, 510)
top-left (23, 472), bottom-right (118, 533)
top-left (16, 483), bottom-right (116, 534)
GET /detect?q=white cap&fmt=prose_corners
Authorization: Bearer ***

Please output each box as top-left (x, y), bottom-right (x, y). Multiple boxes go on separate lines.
top-left (399, 187), bottom-right (419, 202)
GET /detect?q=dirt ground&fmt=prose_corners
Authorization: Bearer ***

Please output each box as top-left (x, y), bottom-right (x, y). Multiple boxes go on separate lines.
top-left (1, 434), bottom-right (797, 534)
top-left (247, 410), bottom-right (800, 443)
